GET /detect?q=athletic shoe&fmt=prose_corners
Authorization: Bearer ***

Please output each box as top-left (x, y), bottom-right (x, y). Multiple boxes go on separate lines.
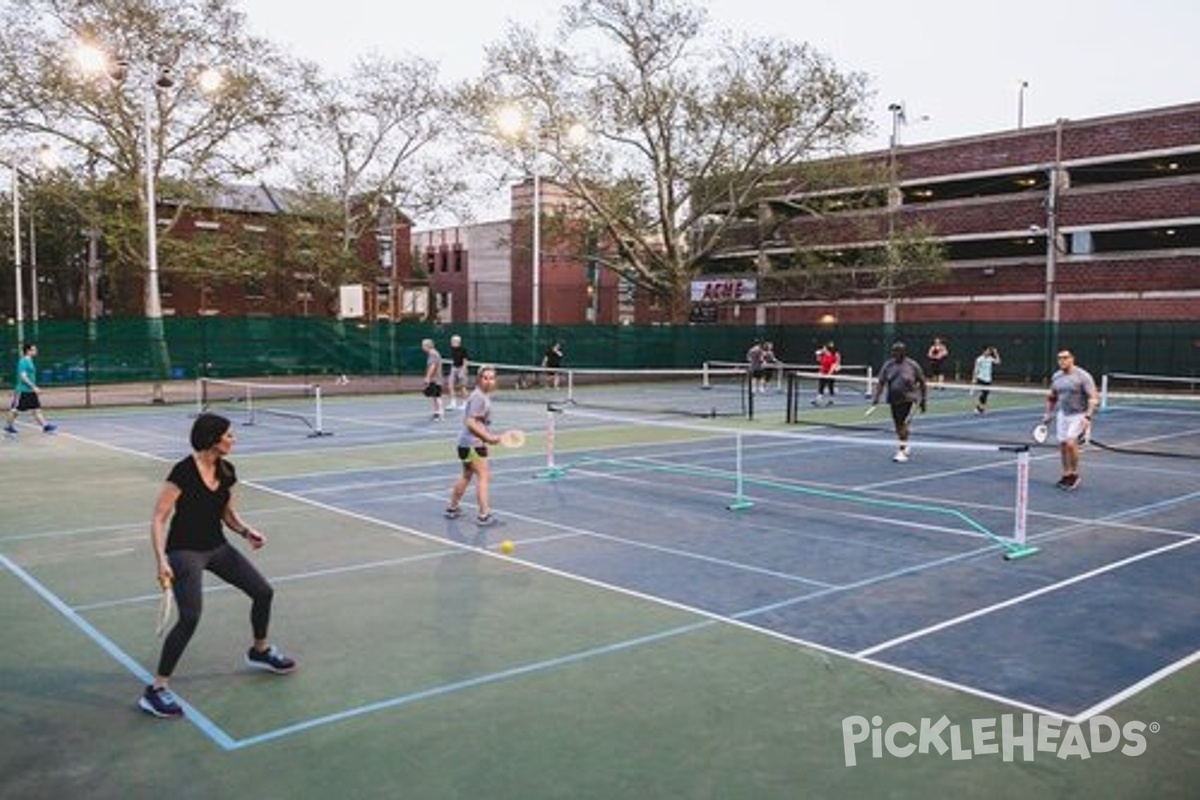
top-left (476, 513), bottom-right (495, 526)
top-left (1063, 474), bottom-right (1080, 491)
top-left (892, 450), bottom-right (909, 463)
top-left (1055, 476), bottom-right (1071, 490)
top-left (138, 685), bottom-right (183, 718)
top-left (3, 425), bottom-right (16, 435)
top-left (444, 506), bottom-right (461, 519)
top-left (43, 423), bottom-right (57, 433)
top-left (245, 645), bottom-right (297, 674)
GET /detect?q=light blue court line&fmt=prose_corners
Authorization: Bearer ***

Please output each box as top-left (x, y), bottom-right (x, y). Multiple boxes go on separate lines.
top-left (229, 619), bottom-right (715, 750)
top-left (0, 551), bottom-right (238, 751)
top-left (5, 543), bottom-right (723, 752)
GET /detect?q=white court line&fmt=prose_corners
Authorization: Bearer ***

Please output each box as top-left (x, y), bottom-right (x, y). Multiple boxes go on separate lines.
top-left (856, 535), bottom-right (1200, 660)
top-left (37, 426), bottom-right (1200, 736)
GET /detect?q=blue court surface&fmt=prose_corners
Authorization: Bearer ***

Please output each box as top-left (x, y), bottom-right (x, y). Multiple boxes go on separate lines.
top-left (2, 382), bottom-right (1197, 798)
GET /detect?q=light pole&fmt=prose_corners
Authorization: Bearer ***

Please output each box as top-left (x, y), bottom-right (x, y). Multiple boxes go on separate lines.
top-left (4, 145), bottom-right (54, 347)
top-left (497, 106), bottom-right (543, 327)
top-left (8, 160), bottom-right (22, 346)
top-left (532, 159), bottom-right (542, 328)
top-left (1017, 80), bottom-right (1029, 130)
top-left (76, 44), bottom-right (221, 400)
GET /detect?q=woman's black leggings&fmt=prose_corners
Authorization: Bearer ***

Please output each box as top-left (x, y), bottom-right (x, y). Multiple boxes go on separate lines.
top-left (157, 543), bottom-right (274, 677)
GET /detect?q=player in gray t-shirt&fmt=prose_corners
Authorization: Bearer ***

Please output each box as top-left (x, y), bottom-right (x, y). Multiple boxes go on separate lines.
top-left (1043, 349), bottom-right (1099, 490)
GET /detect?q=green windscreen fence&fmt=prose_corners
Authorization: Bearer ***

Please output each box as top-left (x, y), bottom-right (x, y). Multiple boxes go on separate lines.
top-left (3, 317), bottom-right (1197, 390)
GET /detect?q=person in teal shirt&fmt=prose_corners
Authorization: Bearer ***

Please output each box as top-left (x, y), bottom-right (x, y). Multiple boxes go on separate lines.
top-left (5, 343), bottom-right (56, 434)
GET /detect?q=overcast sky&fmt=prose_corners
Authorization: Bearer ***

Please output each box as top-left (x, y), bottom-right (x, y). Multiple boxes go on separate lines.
top-left (239, 0), bottom-right (1198, 147)
top-left (236, 0), bottom-right (1198, 221)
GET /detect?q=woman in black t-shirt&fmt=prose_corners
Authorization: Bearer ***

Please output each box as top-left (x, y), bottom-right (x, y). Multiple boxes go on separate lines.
top-left (138, 413), bottom-right (297, 719)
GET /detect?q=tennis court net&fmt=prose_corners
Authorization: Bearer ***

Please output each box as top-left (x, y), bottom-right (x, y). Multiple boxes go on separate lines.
top-left (536, 402), bottom-right (1038, 560)
top-left (1096, 373), bottom-right (1200, 459)
top-left (781, 370), bottom-right (1200, 460)
top-left (486, 363), bottom-right (754, 419)
top-left (195, 377), bottom-right (331, 437)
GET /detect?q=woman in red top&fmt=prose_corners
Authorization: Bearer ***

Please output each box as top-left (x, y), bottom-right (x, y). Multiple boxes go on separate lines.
top-left (813, 342), bottom-right (841, 406)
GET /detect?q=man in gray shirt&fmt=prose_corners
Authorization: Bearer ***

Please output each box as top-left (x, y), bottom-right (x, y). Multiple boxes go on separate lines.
top-left (870, 341), bottom-right (928, 463)
top-left (1044, 349), bottom-right (1099, 490)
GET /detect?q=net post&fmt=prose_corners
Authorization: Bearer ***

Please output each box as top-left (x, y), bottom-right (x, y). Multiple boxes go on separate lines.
top-left (245, 383), bottom-right (256, 425)
top-left (307, 385), bottom-right (333, 437)
top-left (701, 361), bottom-right (712, 390)
top-left (727, 431), bottom-right (754, 511)
top-left (746, 370), bottom-right (755, 421)
top-left (195, 377), bottom-right (204, 416)
top-left (537, 403), bottom-right (567, 479)
top-left (1003, 447), bottom-right (1039, 560)
top-left (785, 371), bottom-right (795, 424)
top-left (864, 366), bottom-right (874, 397)
top-left (1100, 373), bottom-right (1109, 411)
top-left (567, 369), bottom-right (575, 402)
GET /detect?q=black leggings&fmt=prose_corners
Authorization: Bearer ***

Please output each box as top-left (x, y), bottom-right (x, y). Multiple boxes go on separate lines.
top-left (157, 543), bottom-right (274, 677)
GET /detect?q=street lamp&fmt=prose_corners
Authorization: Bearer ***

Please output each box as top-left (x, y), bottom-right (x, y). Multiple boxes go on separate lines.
top-left (497, 106), bottom-right (587, 328)
top-left (497, 106), bottom-right (543, 327)
top-left (1017, 80), bottom-right (1029, 130)
top-left (4, 144), bottom-right (56, 347)
top-left (75, 43), bottom-right (222, 399)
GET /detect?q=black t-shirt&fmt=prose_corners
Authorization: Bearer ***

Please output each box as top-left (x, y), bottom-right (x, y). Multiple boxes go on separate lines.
top-left (544, 346), bottom-right (563, 368)
top-left (165, 455), bottom-right (236, 552)
top-left (450, 345), bottom-right (469, 367)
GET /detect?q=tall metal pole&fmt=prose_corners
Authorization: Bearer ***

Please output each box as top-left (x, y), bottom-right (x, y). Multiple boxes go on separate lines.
top-left (1018, 81), bottom-right (1029, 130)
top-left (1044, 118), bottom-right (1065, 371)
top-left (143, 87), bottom-right (163, 322)
top-left (143, 82), bottom-right (169, 402)
top-left (29, 199), bottom-right (38, 330)
top-left (531, 142), bottom-right (541, 328)
top-left (10, 163), bottom-right (23, 346)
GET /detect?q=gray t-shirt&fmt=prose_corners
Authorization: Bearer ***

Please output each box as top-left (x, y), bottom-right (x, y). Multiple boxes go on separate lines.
top-left (457, 388), bottom-right (492, 448)
top-left (878, 357), bottom-right (926, 404)
top-left (1050, 367), bottom-right (1097, 415)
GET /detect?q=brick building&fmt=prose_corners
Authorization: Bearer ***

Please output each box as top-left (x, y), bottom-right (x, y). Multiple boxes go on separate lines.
top-left (702, 102), bottom-right (1200, 327)
top-left (141, 184), bottom-right (413, 321)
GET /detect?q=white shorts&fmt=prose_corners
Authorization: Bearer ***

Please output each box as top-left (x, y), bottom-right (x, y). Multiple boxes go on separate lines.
top-left (1056, 412), bottom-right (1087, 444)
top-left (449, 366), bottom-right (468, 387)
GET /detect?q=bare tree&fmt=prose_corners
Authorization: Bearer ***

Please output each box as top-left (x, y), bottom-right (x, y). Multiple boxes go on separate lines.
top-left (454, 0), bottom-right (872, 321)
top-left (282, 53), bottom-right (467, 295)
top-left (0, 0), bottom-right (296, 392)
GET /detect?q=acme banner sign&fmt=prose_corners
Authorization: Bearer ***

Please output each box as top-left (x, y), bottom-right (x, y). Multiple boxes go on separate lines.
top-left (690, 278), bottom-right (756, 303)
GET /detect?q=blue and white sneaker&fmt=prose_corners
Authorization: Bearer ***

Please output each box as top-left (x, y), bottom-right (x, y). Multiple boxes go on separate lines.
top-left (245, 645), bottom-right (297, 674)
top-left (42, 423), bottom-right (57, 433)
top-left (138, 685), bottom-right (183, 718)
top-left (3, 425), bottom-right (16, 435)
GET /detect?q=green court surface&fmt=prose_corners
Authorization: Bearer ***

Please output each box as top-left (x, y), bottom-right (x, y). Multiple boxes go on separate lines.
top-left (1, 395), bottom-right (1197, 800)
